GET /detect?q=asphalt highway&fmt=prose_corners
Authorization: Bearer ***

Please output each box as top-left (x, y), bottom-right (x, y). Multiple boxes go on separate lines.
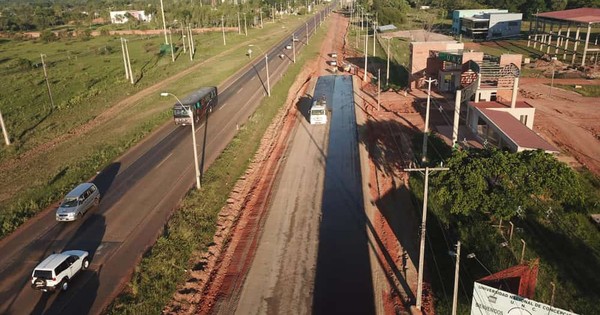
top-left (0, 7), bottom-right (333, 315)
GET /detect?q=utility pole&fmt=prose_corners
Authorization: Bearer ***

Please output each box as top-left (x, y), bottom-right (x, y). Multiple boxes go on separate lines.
top-left (244, 14), bottom-right (248, 36)
top-left (260, 11), bottom-right (263, 28)
top-left (452, 241), bottom-right (461, 315)
top-left (292, 35), bottom-right (296, 63)
top-left (181, 27), bottom-right (187, 53)
top-left (373, 32), bottom-right (376, 57)
top-left (386, 37), bottom-right (391, 85)
top-left (238, 12), bottom-right (241, 34)
top-left (159, 0), bottom-right (168, 44)
top-left (40, 54), bottom-right (55, 110)
top-left (520, 239), bottom-right (527, 263)
top-left (124, 39), bottom-right (134, 84)
top-left (404, 166), bottom-right (449, 311)
top-left (189, 26), bottom-right (195, 55)
top-left (169, 30), bottom-right (175, 62)
top-left (363, 32), bottom-right (368, 82)
top-left (0, 110), bottom-right (10, 145)
top-left (377, 68), bottom-right (381, 110)
top-left (121, 38), bottom-right (129, 79)
top-left (188, 25), bottom-right (193, 60)
top-left (221, 16), bottom-right (226, 45)
top-left (306, 22), bottom-right (309, 44)
top-left (422, 77), bottom-right (437, 163)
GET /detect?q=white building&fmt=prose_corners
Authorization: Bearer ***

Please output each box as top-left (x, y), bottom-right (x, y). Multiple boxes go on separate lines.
top-left (110, 11), bottom-right (152, 24)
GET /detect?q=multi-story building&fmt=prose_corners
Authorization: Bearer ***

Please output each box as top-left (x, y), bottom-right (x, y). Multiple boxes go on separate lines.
top-left (452, 9), bottom-right (522, 40)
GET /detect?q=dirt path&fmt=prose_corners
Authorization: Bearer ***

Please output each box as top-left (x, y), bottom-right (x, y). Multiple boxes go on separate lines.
top-left (518, 82), bottom-right (600, 176)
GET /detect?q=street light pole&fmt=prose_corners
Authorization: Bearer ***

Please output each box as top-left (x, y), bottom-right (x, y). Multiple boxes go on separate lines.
top-left (265, 53), bottom-right (271, 96)
top-left (404, 166), bottom-right (449, 311)
top-left (248, 45), bottom-right (270, 96)
top-left (160, 92), bottom-right (201, 190)
top-left (363, 32), bottom-right (368, 82)
top-left (422, 77), bottom-right (437, 163)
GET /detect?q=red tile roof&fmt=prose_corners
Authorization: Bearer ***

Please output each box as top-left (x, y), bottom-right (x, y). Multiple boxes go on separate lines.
top-left (478, 108), bottom-right (558, 152)
top-left (472, 100), bottom-right (533, 109)
top-left (536, 8), bottom-right (600, 24)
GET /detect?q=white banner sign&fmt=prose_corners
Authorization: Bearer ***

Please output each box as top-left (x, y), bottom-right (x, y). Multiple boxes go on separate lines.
top-left (471, 282), bottom-right (578, 315)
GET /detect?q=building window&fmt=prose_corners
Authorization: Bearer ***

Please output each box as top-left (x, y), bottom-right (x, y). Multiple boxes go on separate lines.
top-left (520, 115), bottom-right (528, 125)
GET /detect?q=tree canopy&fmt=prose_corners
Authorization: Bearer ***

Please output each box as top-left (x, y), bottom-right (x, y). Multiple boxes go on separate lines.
top-left (430, 149), bottom-right (585, 221)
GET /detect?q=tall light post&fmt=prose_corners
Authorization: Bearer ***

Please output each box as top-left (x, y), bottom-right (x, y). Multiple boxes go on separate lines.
top-left (404, 166), bottom-right (449, 311)
top-left (160, 92), bottom-right (201, 190)
top-left (248, 44), bottom-right (270, 96)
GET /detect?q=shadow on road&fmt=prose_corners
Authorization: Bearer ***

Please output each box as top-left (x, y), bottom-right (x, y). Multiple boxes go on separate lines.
top-left (312, 75), bottom-right (375, 314)
top-left (296, 95), bottom-right (313, 123)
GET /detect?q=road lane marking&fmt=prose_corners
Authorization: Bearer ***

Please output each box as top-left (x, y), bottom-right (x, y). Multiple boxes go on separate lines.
top-left (220, 102), bottom-right (228, 110)
top-left (156, 153), bottom-right (173, 169)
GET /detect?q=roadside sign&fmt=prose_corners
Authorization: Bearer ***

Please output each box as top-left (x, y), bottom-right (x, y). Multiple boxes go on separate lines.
top-left (471, 282), bottom-right (578, 315)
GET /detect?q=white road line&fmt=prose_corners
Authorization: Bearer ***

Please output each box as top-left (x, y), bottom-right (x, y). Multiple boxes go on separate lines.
top-left (156, 152), bottom-right (173, 169)
top-left (236, 87), bottom-right (244, 94)
top-left (220, 102), bottom-right (228, 110)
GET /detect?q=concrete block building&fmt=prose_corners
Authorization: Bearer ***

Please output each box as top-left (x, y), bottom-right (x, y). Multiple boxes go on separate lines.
top-left (453, 9), bottom-right (522, 40)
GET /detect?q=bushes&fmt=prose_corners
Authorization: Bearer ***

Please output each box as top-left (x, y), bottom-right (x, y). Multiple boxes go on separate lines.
top-left (40, 30), bottom-right (58, 43)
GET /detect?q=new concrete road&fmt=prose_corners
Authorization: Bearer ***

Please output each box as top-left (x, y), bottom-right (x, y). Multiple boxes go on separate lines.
top-left (230, 75), bottom-right (374, 314)
top-left (0, 7), bottom-right (333, 315)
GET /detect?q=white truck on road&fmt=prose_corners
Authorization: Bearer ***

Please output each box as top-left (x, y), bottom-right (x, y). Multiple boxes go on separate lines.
top-left (310, 97), bottom-right (328, 125)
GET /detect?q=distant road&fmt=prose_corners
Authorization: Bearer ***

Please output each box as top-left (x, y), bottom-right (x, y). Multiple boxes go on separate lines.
top-left (0, 11), bottom-right (323, 315)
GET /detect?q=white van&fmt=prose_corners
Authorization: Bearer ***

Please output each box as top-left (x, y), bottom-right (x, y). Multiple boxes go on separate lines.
top-left (56, 183), bottom-right (100, 222)
top-left (310, 98), bottom-right (328, 125)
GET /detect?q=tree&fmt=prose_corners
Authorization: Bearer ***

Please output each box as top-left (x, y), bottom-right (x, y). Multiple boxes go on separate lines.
top-left (431, 149), bottom-right (584, 221)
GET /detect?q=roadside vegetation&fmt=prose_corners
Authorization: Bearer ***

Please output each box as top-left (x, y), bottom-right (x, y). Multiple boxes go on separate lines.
top-left (0, 12), bottom-right (310, 239)
top-left (409, 135), bottom-right (600, 314)
top-left (106, 18), bottom-right (328, 314)
top-left (555, 84), bottom-right (600, 97)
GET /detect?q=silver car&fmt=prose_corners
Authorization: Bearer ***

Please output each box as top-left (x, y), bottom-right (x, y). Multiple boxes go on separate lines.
top-left (56, 183), bottom-right (100, 221)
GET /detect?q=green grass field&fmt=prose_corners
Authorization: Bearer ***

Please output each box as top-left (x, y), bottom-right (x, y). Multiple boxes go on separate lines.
top-left (0, 13), bottom-right (313, 238)
top-left (555, 84), bottom-right (600, 97)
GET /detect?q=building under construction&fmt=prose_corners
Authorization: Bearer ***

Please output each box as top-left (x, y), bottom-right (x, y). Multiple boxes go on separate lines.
top-left (528, 8), bottom-right (600, 67)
